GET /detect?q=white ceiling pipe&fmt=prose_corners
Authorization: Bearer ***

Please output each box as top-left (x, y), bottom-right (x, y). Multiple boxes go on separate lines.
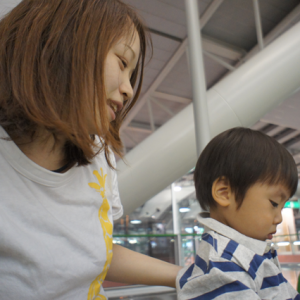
top-left (117, 22), bottom-right (300, 215)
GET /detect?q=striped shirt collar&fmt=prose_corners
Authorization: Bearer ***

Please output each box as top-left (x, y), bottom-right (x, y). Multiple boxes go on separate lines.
top-left (198, 212), bottom-right (275, 256)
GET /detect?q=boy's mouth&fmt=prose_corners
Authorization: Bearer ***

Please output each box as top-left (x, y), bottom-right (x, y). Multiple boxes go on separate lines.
top-left (267, 232), bottom-right (276, 240)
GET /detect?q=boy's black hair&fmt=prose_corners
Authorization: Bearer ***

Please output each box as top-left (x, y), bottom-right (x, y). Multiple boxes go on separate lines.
top-left (194, 127), bottom-right (298, 211)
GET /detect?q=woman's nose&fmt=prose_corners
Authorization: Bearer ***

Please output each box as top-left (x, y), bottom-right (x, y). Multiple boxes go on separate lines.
top-left (120, 76), bottom-right (133, 101)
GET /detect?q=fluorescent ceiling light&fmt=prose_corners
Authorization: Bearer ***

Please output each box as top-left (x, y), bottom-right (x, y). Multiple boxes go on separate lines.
top-left (277, 241), bottom-right (290, 246)
top-left (194, 226), bottom-right (204, 234)
top-left (185, 227), bottom-right (193, 234)
top-left (174, 186), bottom-right (182, 192)
top-left (128, 238), bottom-right (138, 244)
top-left (130, 220), bottom-right (142, 224)
top-left (113, 239), bottom-right (122, 244)
top-left (179, 207), bottom-right (190, 213)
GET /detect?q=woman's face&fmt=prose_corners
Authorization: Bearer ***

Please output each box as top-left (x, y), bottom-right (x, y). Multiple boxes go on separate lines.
top-left (88, 29), bottom-right (141, 136)
top-left (104, 29), bottom-right (140, 122)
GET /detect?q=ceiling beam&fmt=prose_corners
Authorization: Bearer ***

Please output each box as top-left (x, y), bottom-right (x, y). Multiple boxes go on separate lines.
top-left (120, 0), bottom-right (226, 131)
top-left (283, 134), bottom-right (300, 148)
top-left (121, 131), bottom-right (138, 147)
top-left (276, 130), bottom-right (300, 144)
top-left (199, 0), bottom-right (224, 28)
top-left (260, 124), bottom-right (278, 134)
top-left (265, 125), bottom-right (286, 137)
top-left (125, 121), bottom-right (157, 134)
top-left (273, 128), bottom-right (296, 141)
top-left (147, 99), bottom-right (155, 132)
top-left (203, 50), bottom-right (236, 71)
top-left (126, 126), bottom-right (151, 134)
top-left (240, 2), bottom-right (300, 63)
top-left (202, 35), bottom-right (245, 61)
top-left (148, 28), bottom-right (245, 61)
top-left (152, 91), bottom-right (191, 104)
top-left (151, 98), bottom-right (175, 117)
top-left (251, 120), bottom-right (268, 130)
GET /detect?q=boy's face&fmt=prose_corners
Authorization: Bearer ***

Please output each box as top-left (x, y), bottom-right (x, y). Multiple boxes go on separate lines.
top-left (223, 183), bottom-right (289, 241)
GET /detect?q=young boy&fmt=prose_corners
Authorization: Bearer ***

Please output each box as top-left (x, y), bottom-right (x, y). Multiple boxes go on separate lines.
top-left (176, 127), bottom-right (300, 300)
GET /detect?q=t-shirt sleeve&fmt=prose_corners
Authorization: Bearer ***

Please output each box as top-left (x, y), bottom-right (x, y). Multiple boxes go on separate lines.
top-left (176, 255), bottom-right (261, 300)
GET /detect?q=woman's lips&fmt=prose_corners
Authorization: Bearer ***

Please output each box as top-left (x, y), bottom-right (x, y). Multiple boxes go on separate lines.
top-left (107, 104), bottom-right (116, 121)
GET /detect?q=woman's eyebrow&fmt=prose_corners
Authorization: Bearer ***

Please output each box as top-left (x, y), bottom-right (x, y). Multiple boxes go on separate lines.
top-left (124, 44), bottom-right (136, 59)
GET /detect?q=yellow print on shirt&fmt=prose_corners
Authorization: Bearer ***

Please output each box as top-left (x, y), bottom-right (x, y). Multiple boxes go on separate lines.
top-left (87, 168), bottom-right (113, 300)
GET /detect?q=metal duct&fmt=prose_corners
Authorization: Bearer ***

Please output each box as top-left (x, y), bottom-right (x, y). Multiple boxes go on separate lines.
top-left (117, 22), bottom-right (300, 215)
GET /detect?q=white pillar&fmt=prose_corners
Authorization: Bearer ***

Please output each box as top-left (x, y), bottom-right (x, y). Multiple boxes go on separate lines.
top-left (171, 183), bottom-right (182, 265)
top-left (185, 0), bottom-right (210, 155)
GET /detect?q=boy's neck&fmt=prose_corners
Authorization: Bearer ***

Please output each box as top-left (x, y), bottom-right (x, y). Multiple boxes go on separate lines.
top-left (209, 208), bottom-right (231, 227)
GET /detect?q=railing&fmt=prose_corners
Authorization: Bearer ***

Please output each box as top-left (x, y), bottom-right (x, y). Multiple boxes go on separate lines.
top-left (112, 234), bottom-right (177, 264)
top-left (112, 233), bottom-right (300, 265)
top-left (105, 233), bottom-right (300, 291)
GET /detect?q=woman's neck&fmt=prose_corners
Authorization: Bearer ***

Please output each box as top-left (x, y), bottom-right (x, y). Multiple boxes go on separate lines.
top-left (14, 129), bottom-right (67, 171)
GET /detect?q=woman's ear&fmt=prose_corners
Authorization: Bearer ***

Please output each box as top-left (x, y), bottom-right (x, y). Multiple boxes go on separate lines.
top-left (211, 176), bottom-right (233, 207)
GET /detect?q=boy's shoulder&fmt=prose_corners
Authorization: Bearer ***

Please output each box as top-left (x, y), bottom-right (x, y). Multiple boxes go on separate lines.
top-left (176, 215), bottom-right (291, 300)
top-left (177, 229), bottom-right (260, 289)
top-left (176, 230), bottom-right (261, 300)
top-left (196, 230), bottom-right (269, 275)
top-left (195, 214), bottom-right (279, 274)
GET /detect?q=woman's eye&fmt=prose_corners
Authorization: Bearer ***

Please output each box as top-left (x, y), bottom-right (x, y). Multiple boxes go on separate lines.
top-left (119, 57), bottom-right (127, 69)
top-left (270, 200), bottom-right (278, 208)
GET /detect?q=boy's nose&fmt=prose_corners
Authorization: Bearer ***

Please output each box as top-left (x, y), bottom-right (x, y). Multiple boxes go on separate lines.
top-left (274, 212), bottom-right (283, 225)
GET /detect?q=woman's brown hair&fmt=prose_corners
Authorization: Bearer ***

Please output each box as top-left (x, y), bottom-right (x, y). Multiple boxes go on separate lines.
top-left (0, 0), bottom-right (150, 167)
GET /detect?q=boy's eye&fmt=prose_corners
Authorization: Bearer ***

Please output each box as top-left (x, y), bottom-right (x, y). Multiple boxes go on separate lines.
top-left (270, 200), bottom-right (278, 208)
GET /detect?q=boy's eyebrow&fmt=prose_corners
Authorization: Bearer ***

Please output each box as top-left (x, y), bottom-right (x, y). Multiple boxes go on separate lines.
top-left (277, 189), bottom-right (289, 201)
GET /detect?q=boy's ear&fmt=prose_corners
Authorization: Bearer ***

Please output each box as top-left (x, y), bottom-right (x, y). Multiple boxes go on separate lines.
top-left (211, 176), bottom-right (233, 207)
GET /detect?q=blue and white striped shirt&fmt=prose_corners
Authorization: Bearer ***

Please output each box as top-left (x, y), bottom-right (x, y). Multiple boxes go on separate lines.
top-left (176, 213), bottom-right (300, 300)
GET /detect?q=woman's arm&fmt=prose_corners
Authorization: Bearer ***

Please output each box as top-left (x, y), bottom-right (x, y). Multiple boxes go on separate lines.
top-left (105, 244), bottom-right (182, 287)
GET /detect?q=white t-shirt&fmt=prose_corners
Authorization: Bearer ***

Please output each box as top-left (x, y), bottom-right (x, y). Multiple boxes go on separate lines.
top-left (0, 126), bottom-right (123, 299)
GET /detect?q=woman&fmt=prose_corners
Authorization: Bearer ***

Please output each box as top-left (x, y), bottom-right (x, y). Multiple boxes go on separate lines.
top-left (0, 1), bottom-right (181, 299)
